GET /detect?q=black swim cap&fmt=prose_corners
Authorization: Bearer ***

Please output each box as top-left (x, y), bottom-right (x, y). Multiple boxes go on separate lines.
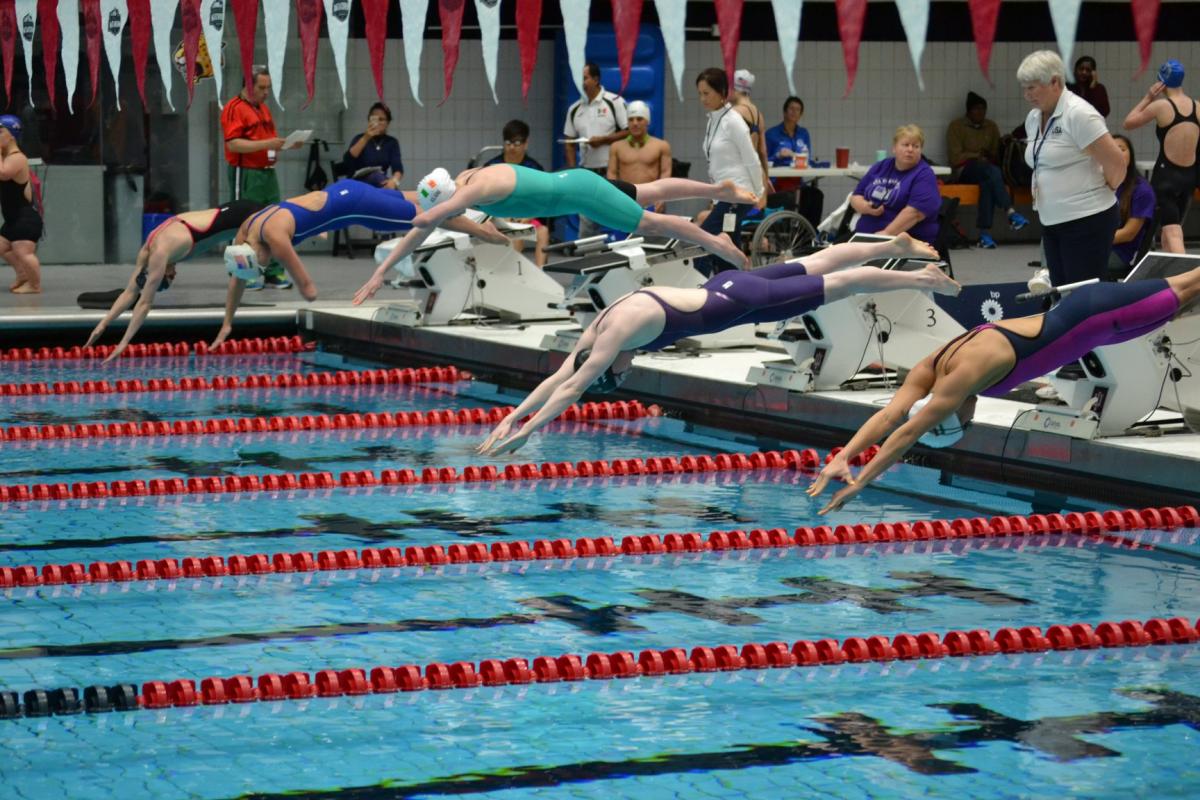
top-left (136, 267), bottom-right (173, 292)
top-left (574, 349), bottom-right (624, 394)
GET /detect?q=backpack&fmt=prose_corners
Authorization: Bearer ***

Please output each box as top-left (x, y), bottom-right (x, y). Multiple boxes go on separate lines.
top-left (303, 139), bottom-right (329, 191)
top-left (1000, 134), bottom-right (1033, 189)
top-left (29, 172), bottom-right (44, 218)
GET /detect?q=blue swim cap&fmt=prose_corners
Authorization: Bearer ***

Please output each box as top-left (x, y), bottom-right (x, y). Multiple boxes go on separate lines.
top-left (1159, 59), bottom-right (1185, 89)
top-left (0, 114), bottom-right (21, 140)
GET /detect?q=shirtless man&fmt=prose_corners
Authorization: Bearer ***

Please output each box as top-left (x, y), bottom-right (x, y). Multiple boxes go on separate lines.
top-left (607, 101), bottom-right (672, 212)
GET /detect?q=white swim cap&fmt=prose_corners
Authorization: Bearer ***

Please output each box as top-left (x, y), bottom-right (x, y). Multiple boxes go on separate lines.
top-left (733, 69), bottom-right (755, 93)
top-left (224, 244), bottom-right (260, 282)
top-left (417, 168), bottom-right (457, 212)
top-left (627, 100), bottom-right (651, 122)
top-left (909, 396), bottom-right (965, 448)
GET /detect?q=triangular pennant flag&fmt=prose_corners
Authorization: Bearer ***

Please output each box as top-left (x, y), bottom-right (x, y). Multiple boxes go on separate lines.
top-left (99, 0), bottom-right (127, 109)
top-left (472, 0), bottom-right (499, 103)
top-left (1130, 0), bottom-right (1160, 77)
top-left (967, 0), bottom-right (1000, 85)
top-left (199, 0), bottom-right (225, 106)
top-left (228, 0), bottom-right (256, 91)
top-left (835, 0), bottom-right (865, 96)
top-left (13, 0), bottom-right (34, 104)
top-left (149, 0), bottom-right (179, 110)
top-left (37, 0), bottom-right (59, 110)
top-left (611, 0), bottom-right (642, 93)
top-left (894, 0), bottom-right (928, 91)
top-left (262, 0), bottom-right (289, 108)
top-left (181, 0), bottom-right (202, 104)
top-left (362, 0), bottom-right (388, 100)
top-left (321, 0), bottom-right (350, 107)
top-left (128, 0), bottom-right (150, 106)
top-left (769, 0), bottom-right (801, 97)
top-left (1, 0), bottom-right (17, 106)
top-left (560, 0), bottom-right (588, 99)
top-left (398, 0), bottom-right (427, 105)
top-left (58, 0), bottom-right (81, 112)
top-left (516, 0), bottom-right (540, 99)
top-left (83, 0), bottom-right (102, 107)
top-left (713, 0), bottom-right (742, 92)
top-left (653, 0), bottom-right (684, 101)
top-left (296, 0), bottom-right (321, 107)
top-left (1048, 0), bottom-right (1081, 74)
top-left (437, 0), bottom-right (464, 103)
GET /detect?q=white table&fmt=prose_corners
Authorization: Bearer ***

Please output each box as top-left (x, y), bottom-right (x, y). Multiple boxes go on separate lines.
top-left (768, 164), bottom-right (951, 179)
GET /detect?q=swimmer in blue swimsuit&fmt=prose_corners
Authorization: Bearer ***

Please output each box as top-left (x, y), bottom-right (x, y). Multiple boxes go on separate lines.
top-left (808, 267), bottom-right (1200, 514)
top-left (352, 164), bottom-right (762, 304)
top-left (478, 234), bottom-right (959, 456)
top-left (212, 178), bottom-right (507, 348)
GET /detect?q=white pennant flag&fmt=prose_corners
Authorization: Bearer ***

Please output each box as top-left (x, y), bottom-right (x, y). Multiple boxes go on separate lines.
top-left (58, 0), bottom-right (81, 113)
top-left (473, 0), bottom-right (500, 103)
top-left (99, 0), bottom-right (127, 110)
top-left (653, 0), bottom-right (685, 101)
top-left (1048, 0), bottom-right (1082, 72)
top-left (322, 0), bottom-right (351, 107)
top-left (14, 0), bottom-right (36, 103)
top-left (560, 0), bottom-right (588, 100)
top-left (262, 0), bottom-right (289, 108)
top-left (398, 0), bottom-right (426, 105)
top-left (199, 0), bottom-right (226, 106)
top-left (769, 0), bottom-right (801, 97)
top-left (149, 0), bottom-right (178, 110)
top-left (894, 0), bottom-right (929, 91)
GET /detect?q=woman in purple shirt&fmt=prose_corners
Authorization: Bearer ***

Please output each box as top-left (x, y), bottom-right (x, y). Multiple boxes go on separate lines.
top-left (1109, 134), bottom-right (1157, 277)
top-left (850, 125), bottom-right (941, 245)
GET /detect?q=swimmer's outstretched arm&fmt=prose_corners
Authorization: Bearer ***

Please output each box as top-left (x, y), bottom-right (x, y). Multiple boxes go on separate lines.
top-left (100, 257), bottom-right (172, 363)
top-left (411, 182), bottom-right (490, 230)
top-left (353, 225), bottom-right (437, 305)
top-left (267, 236), bottom-right (318, 301)
top-left (85, 264), bottom-right (144, 350)
top-left (211, 276), bottom-right (247, 350)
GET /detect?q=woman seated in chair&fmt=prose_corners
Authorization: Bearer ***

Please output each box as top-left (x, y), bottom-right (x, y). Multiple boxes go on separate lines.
top-left (1108, 134), bottom-right (1157, 279)
top-left (850, 125), bottom-right (941, 246)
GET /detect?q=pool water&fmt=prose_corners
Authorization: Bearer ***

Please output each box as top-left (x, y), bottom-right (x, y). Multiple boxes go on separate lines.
top-left (2, 349), bottom-right (1199, 799)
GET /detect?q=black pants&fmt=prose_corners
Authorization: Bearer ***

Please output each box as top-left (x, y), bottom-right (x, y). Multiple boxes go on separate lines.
top-left (695, 201), bottom-right (751, 277)
top-left (1042, 202), bottom-right (1120, 286)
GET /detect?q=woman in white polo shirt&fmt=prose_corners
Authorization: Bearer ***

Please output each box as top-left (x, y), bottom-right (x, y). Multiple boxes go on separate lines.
top-left (1019, 50), bottom-right (1125, 286)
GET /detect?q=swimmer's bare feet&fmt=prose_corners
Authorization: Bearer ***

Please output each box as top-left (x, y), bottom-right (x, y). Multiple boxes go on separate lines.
top-left (715, 179), bottom-right (759, 207)
top-left (888, 232), bottom-right (939, 260)
top-left (12, 283), bottom-right (40, 294)
top-left (921, 263), bottom-right (961, 296)
top-left (714, 237), bottom-right (750, 269)
top-left (9, 280), bottom-right (25, 292)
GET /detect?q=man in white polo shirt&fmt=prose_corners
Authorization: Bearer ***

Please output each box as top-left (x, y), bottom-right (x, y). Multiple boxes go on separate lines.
top-left (564, 62), bottom-right (629, 237)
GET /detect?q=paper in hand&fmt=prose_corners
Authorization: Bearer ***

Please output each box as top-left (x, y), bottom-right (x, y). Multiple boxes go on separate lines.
top-left (283, 129), bottom-right (314, 148)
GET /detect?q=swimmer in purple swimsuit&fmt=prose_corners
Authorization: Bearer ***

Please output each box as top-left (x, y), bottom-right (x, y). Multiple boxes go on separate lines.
top-left (808, 268), bottom-right (1200, 514)
top-left (479, 234), bottom-right (959, 456)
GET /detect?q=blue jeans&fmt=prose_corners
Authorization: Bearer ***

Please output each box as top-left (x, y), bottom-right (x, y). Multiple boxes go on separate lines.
top-left (959, 160), bottom-right (1011, 231)
top-left (696, 201), bottom-right (750, 277)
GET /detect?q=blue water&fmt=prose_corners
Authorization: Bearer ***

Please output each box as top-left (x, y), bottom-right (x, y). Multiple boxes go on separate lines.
top-left (2, 353), bottom-right (1197, 799)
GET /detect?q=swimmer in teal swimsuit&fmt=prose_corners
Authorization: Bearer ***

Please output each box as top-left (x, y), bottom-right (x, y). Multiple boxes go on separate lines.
top-left (352, 164), bottom-right (760, 304)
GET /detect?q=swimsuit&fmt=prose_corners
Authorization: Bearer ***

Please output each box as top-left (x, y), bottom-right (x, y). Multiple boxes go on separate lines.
top-left (247, 179), bottom-right (417, 245)
top-left (144, 199), bottom-right (263, 259)
top-left (0, 176), bottom-right (42, 243)
top-left (932, 279), bottom-right (1180, 397)
top-left (473, 165), bottom-right (647, 234)
top-left (596, 260), bottom-right (825, 352)
top-left (1151, 96), bottom-right (1199, 227)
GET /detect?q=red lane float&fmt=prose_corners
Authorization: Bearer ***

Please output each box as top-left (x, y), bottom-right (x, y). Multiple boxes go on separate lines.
top-left (3, 504), bottom-right (1194, 590)
top-left (0, 336), bottom-right (311, 362)
top-left (0, 400), bottom-right (656, 444)
top-left (0, 366), bottom-right (468, 399)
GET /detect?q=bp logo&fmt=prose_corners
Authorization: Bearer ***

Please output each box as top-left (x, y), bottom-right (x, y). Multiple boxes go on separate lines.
top-left (107, 9), bottom-right (123, 35)
top-left (331, 0), bottom-right (349, 22)
top-left (21, 13), bottom-right (33, 42)
top-left (209, 0), bottom-right (224, 31)
top-left (980, 298), bottom-right (1004, 322)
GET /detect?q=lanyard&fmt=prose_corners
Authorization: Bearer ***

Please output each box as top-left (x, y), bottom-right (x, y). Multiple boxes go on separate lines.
top-left (704, 106), bottom-right (732, 160)
top-left (1032, 114), bottom-right (1059, 171)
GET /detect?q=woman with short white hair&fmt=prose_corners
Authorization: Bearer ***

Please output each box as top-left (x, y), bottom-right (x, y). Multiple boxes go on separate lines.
top-left (1018, 49), bottom-right (1125, 287)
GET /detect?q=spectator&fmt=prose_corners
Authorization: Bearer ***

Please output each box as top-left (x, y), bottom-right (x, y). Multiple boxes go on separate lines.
top-left (1068, 55), bottom-right (1110, 118)
top-left (731, 69), bottom-right (771, 195)
top-left (220, 65), bottom-right (301, 289)
top-left (1122, 59), bottom-right (1198, 254)
top-left (0, 115), bottom-right (41, 294)
top-left (1019, 50), bottom-right (1123, 286)
top-left (1107, 134), bottom-right (1156, 277)
top-left (563, 62), bottom-right (629, 237)
top-left (695, 67), bottom-right (763, 275)
top-left (342, 102), bottom-right (404, 188)
top-left (607, 101), bottom-right (672, 212)
top-left (850, 124), bottom-right (941, 245)
top-left (765, 95), bottom-right (825, 227)
top-left (485, 119), bottom-right (549, 266)
top-left (947, 91), bottom-right (1029, 248)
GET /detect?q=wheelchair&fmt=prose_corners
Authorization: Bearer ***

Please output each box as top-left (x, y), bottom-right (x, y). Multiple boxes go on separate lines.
top-left (739, 190), bottom-right (820, 266)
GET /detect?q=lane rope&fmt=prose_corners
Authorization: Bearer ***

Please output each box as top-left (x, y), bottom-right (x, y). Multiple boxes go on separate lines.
top-left (0, 336), bottom-right (310, 362)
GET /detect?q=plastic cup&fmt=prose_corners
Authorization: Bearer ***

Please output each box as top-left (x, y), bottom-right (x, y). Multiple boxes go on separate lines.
top-left (835, 147), bottom-right (850, 169)
top-left (793, 152), bottom-right (808, 169)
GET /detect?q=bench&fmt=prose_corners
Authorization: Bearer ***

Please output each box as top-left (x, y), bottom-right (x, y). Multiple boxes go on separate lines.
top-left (938, 182), bottom-right (1032, 206)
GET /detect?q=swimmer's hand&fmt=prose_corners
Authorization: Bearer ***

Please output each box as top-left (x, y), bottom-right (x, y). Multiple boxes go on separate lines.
top-left (805, 457), bottom-right (859, 515)
top-left (84, 322), bottom-right (107, 350)
top-left (484, 431), bottom-right (529, 457)
top-left (352, 275), bottom-right (384, 305)
top-left (412, 210), bottom-right (438, 229)
top-left (477, 416), bottom-right (516, 455)
top-left (477, 222), bottom-right (509, 246)
top-left (210, 323), bottom-right (233, 351)
top-left (102, 343), bottom-right (128, 365)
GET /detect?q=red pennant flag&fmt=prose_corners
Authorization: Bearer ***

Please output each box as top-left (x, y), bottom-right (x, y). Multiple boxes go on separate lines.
top-left (181, 0), bottom-right (202, 104)
top-left (362, 0), bottom-right (388, 100)
top-left (967, 0), bottom-right (1000, 85)
top-left (37, 0), bottom-right (58, 110)
top-left (1130, 0), bottom-right (1160, 77)
top-left (516, 0), bottom-right (541, 100)
top-left (713, 0), bottom-right (742, 92)
top-left (835, 0), bottom-right (866, 97)
top-left (229, 0), bottom-right (258, 91)
top-left (438, 0), bottom-right (464, 104)
top-left (611, 0), bottom-right (643, 93)
top-left (82, 0), bottom-right (101, 107)
top-left (0, 0), bottom-right (15, 107)
top-left (128, 0), bottom-right (151, 107)
top-left (296, 0), bottom-right (321, 106)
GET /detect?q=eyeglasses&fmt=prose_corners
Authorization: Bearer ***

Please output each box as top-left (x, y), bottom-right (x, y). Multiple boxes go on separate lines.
top-left (504, 139), bottom-right (527, 146)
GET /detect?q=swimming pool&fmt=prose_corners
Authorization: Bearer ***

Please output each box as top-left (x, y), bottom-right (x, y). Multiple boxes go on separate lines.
top-left (3, 342), bottom-right (1199, 798)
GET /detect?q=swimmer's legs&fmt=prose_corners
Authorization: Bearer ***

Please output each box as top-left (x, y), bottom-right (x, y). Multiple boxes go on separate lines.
top-left (0, 238), bottom-right (29, 290)
top-left (6, 240), bottom-right (40, 293)
top-left (796, 233), bottom-right (938, 277)
top-left (822, 264), bottom-right (960, 303)
top-left (636, 211), bottom-right (749, 269)
top-left (634, 178), bottom-right (758, 207)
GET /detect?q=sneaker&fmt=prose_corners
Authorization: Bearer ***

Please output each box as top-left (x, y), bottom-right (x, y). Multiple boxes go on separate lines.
top-left (1008, 211), bottom-right (1029, 231)
top-left (1026, 268), bottom-right (1052, 296)
top-left (1035, 384), bottom-right (1061, 401)
top-left (978, 233), bottom-right (997, 249)
top-left (262, 271), bottom-right (293, 290)
top-left (243, 273), bottom-right (265, 291)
